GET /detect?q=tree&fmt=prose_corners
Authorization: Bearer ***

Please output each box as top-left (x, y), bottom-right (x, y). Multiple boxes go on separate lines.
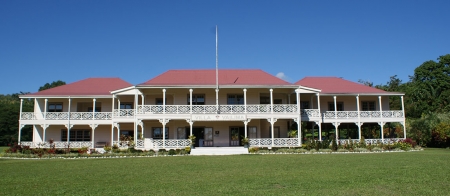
top-left (38, 80), bottom-right (66, 91)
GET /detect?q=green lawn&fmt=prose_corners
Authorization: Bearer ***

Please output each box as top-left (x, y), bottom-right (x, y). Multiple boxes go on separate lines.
top-left (1, 149), bottom-right (449, 195)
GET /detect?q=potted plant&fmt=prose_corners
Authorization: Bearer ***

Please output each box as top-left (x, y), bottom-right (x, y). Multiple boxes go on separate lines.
top-left (241, 137), bottom-right (249, 148)
top-left (188, 135), bottom-right (196, 149)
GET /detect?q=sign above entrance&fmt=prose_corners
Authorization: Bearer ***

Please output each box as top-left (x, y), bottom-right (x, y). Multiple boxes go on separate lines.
top-left (191, 114), bottom-right (246, 121)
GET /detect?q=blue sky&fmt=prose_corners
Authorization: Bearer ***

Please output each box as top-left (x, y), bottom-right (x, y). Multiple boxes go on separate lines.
top-left (1, 1), bottom-right (449, 94)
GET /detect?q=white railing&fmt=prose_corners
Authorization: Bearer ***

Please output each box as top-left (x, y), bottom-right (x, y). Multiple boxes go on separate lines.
top-left (301, 109), bottom-right (320, 118)
top-left (19, 141), bottom-right (92, 148)
top-left (45, 112), bottom-right (69, 120)
top-left (113, 109), bottom-right (134, 118)
top-left (113, 141), bottom-right (133, 148)
top-left (70, 112), bottom-right (93, 120)
top-left (20, 112), bottom-right (36, 120)
top-left (249, 138), bottom-right (300, 147)
top-left (339, 138), bottom-right (404, 145)
top-left (153, 139), bottom-right (190, 148)
top-left (322, 111), bottom-right (404, 119)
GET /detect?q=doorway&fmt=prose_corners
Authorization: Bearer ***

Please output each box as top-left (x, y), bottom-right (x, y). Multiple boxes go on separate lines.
top-left (191, 127), bottom-right (214, 147)
top-left (230, 127), bottom-right (245, 146)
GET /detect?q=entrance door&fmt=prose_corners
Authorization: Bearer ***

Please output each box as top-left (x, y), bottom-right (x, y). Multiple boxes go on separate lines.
top-left (204, 128), bottom-right (213, 147)
top-left (230, 127), bottom-right (244, 146)
top-left (192, 127), bottom-right (204, 147)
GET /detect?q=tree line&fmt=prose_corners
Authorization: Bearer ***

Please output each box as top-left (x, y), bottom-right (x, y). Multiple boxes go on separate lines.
top-left (0, 55), bottom-right (449, 147)
top-left (0, 81), bottom-right (65, 146)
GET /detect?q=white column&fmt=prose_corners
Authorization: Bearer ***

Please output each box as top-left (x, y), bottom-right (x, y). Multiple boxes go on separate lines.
top-left (163, 89), bottom-right (166, 114)
top-left (244, 120), bottom-right (249, 137)
top-left (134, 91), bottom-right (138, 143)
top-left (141, 94), bottom-right (144, 105)
top-left (116, 123), bottom-right (120, 142)
top-left (189, 89), bottom-right (193, 114)
top-left (243, 89), bottom-right (247, 113)
top-left (68, 98), bottom-right (71, 143)
top-left (111, 124), bottom-right (114, 146)
top-left (140, 121), bottom-right (144, 139)
top-left (270, 89), bottom-right (273, 113)
top-left (316, 93), bottom-right (322, 141)
top-left (379, 96), bottom-right (383, 141)
top-left (90, 124), bottom-right (98, 148)
top-left (295, 89), bottom-right (301, 145)
top-left (44, 98), bottom-right (48, 119)
top-left (215, 89), bottom-right (219, 113)
top-left (92, 98), bottom-right (96, 120)
top-left (334, 123), bottom-right (339, 141)
top-left (112, 95), bottom-right (115, 117)
top-left (333, 96), bottom-right (337, 119)
top-left (162, 120), bottom-right (166, 148)
top-left (117, 98), bottom-right (121, 116)
top-left (356, 95), bottom-right (361, 139)
top-left (271, 118), bottom-right (275, 147)
top-left (401, 96), bottom-right (406, 139)
top-left (18, 99), bottom-right (23, 142)
top-left (189, 121), bottom-right (193, 136)
top-left (297, 118), bottom-right (301, 146)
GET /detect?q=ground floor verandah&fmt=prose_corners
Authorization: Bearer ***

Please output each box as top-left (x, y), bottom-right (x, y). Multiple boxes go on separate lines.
top-left (19, 118), bottom-right (406, 149)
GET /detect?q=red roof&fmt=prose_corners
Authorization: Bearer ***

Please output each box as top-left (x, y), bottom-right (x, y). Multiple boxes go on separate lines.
top-left (24, 78), bottom-right (132, 96)
top-left (139, 69), bottom-right (291, 86)
top-left (295, 77), bottom-right (390, 94)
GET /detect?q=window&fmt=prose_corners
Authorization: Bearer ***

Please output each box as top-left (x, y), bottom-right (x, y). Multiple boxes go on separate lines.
top-left (153, 127), bottom-right (169, 139)
top-left (177, 127), bottom-right (187, 139)
top-left (260, 96), bottom-right (270, 104)
top-left (155, 98), bottom-right (167, 105)
top-left (61, 130), bottom-right (91, 141)
top-left (87, 107), bottom-right (101, 112)
top-left (300, 101), bottom-right (310, 109)
top-left (187, 94), bottom-right (205, 105)
top-left (269, 127), bottom-right (280, 138)
top-left (328, 102), bottom-right (344, 111)
top-left (362, 101), bottom-right (376, 111)
top-left (48, 103), bottom-right (63, 112)
top-left (227, 94), bottom-right (244, 105)
top-left (120, 103), bottom-right (133, 109)
top-left (120, 130), bottom-right (134, 137)
top-left (248, 126), bottom-right (257, 138)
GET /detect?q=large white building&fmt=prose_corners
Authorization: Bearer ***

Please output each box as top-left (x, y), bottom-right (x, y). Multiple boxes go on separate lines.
top-left (18, 69), bottom-right (406, 150)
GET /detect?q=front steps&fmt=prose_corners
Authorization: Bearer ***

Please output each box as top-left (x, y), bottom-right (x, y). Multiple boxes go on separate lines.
top-left (190, 147), bottom-right (249, 155)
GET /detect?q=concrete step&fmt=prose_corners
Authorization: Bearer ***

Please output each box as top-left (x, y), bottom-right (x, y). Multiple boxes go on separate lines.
top-left (190, 147), bottom-right (249, 155)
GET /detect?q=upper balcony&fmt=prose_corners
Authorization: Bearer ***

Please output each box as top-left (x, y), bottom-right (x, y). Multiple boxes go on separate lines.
top-left (20, 104), bottom-right (404, 122)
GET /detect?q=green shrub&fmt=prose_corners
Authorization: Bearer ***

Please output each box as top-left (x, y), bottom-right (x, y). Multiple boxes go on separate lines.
top-left (248, 147), bottom-right (259, 153)
top-left (168, 149), bottom-right (176, 155)
top-left (185, 146), bottom-right (191, 154)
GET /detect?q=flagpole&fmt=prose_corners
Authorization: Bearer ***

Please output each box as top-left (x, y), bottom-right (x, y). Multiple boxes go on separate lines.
top-left (215, 25), bottom-right (219, 113)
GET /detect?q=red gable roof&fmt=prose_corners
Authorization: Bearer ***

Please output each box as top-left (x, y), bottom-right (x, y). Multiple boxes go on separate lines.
top-left (295, 77), bottom-right (392, 94)
top-left (139, 69), bottom-right (291, 86)
top-left (23, 78), bottom-right (132, 97)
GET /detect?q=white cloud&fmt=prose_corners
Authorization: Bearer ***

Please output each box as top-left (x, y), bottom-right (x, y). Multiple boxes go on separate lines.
top-left (275, 72), bottom-right (292, 82)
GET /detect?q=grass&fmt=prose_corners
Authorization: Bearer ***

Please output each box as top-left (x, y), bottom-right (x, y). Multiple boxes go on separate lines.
top-left (1, 148), bottom-right (449, 195)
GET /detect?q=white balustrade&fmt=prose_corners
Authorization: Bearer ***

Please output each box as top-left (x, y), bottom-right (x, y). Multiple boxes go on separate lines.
top-left (70, 112), bottom-right (93, 120)
top-left (339, 138), bottom-right (404, 145)
top-left (45, 112), bottom-right (69, 120)
top-left (113, 109), bottom-right (134, 117)
top-left (152, 139), bottom-right (190, 149)
top-left (301, 109), bottom-right (320, 117)
top-left (20, 112), bottom-right (36, 120)
top-left (249, 138), bottom-right (299, 147)
top-left (136, 139), bottom-right (144, 148)
top-left (19, 141), bottom-right (92, 148)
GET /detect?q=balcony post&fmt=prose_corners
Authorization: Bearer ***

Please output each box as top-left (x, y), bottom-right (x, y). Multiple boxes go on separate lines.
top-left (18, 99), bottom-right (23, 142)
top-left (115, 123), bottom-right (120, 142)
top-left (134, 90), bottom-right (138, 144)
top-left (111, 124), bottom-right (114, 146)
top-left (138, 120), bottom-right (144, 139)
top-left (295, 89), bottom-right (301, 145)
top-left (44, 98), bottom-right (47, 119)
top-left (356, 95), bottom-right (361, 139)
top-left (112, 95), bottom-right (115, 117)
top-left (379, 96), bottom-right (384, 142)
top-left (159, 119), bottom-right (169, 148)
top-left (268, 118), bottom-right (277, 147)
top-left (244, 120), bottom-right (249, 137)
top-left (189, 89), bottom-right (193, 114)
top-left (215, 89), bottom-right (219, 113)
top-left (333, 96), bottom-right (337, 119)
top-left (90, 124), bottom-right (98, 149)
top-left (316, 93), bottom-right (322, 141)
top-left (270, 89), bottom-right (273, 114)
top-left (401, 96), bottom-right (406, 139)
top-left (163, 89), bottom-right (166, 114)
top-left (93, 98), bottom-right (96, 120)
top-left (141, 94), bottom-right (144, 105)
top-left (243, 88), bottom-right (247, 113)
top-left (117, 98), bottom-right (121, 116)
top-left (68, 97), bottom-right (71, 144)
